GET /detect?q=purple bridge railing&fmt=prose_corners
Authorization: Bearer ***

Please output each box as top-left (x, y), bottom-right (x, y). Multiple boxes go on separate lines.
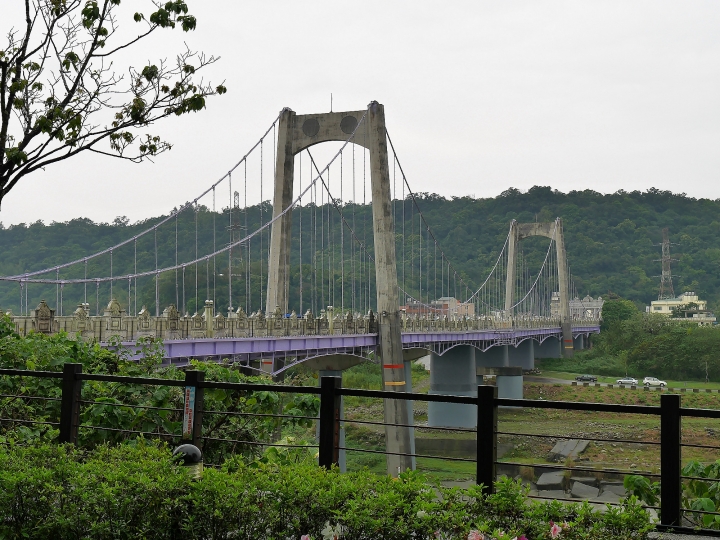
top-left (113, 324), bottom-right (600, 375)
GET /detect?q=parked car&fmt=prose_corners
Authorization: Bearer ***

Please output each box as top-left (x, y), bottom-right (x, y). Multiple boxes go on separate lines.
top-left (643, 377), bottom-right (667, 387)
top-left (616, 377), bottom-right (638, 385)
top-left (575, 374), bottom-right (598, 382)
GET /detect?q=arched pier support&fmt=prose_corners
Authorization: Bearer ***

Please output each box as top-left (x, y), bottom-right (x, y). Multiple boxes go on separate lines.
top-left (428, 346), bottom-right (477, 428)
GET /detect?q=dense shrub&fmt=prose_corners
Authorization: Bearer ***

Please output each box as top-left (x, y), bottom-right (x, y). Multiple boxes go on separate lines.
top-left (0, 442), bottom-right (654, 540)
top-left (0, 317), bottom-right (320, 461)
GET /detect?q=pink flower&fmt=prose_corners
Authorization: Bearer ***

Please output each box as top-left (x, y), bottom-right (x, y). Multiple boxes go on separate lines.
top-left (550, 522), bottom-right (562, 538)
top-left (468, 531), bottom-right (485, 540)
top-left (301, 536), bottom-right (311, 540)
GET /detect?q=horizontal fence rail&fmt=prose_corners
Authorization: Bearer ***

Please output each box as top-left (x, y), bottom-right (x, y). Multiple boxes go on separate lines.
top-left (2, 365), bottom-right (720, 536)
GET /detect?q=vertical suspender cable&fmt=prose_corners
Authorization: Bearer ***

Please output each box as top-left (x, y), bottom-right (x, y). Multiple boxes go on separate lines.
top-left (195, 202), bottom-right (198, 314)
top-left (352, 143), bottom-right (356, 314)
top-left (329, 167), bottom-right (333, 310)
top-left (299, 152), bottom-right (303, 315)
top-left (175, 212), bottom-right (179, 309)
top-left (134, 238), bottom-right (137, 315)
top-left (154, 226), bottom-right (159, 317)
top-left (340, 151), bottom-right (344, 313)
top-left (245, 163), bottom-right (249, 313)
top-left (362, 138), bottom-right (367, 314)
top-left (321, 174), bottom-right (325, 311)
top-left (213, 187), bottom-right (216, 310)
top-left (260, 139), bottom-right (264, 314)
top-left (228, 172), bottom-right (233, 311)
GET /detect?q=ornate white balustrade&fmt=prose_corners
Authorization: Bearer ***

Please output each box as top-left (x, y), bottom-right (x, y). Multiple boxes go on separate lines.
top-left (3, 298), bottom-right (600, 344)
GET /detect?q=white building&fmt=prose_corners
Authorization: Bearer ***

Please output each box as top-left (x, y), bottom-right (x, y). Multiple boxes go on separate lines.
top-left (648, 292), bottom-right (716, 326)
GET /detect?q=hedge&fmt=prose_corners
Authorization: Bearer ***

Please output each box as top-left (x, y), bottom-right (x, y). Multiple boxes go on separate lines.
top-left (0, 442), bottom-right (653, 540)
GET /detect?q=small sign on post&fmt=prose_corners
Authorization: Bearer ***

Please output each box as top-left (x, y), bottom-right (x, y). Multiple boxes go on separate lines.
top-left (182, 386), bottom-right (196, 440)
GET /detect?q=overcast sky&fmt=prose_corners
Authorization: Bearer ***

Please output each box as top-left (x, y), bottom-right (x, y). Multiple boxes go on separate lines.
top-left (2, 0), bottom-right (719, 226)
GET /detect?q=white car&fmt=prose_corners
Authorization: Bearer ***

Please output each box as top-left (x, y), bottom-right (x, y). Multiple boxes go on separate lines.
top-left (616, 377), bottom-right (638, 385)
top-left (643, 377), bottom-right (667, 387)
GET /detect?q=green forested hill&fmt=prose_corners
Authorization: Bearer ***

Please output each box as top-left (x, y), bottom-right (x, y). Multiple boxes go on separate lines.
top-left (1, 186), bottom-right (719, 315)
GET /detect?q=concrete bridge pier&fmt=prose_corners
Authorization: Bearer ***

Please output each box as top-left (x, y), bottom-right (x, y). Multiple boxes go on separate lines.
top-left (508, 340), bottom-right (534, 370)
top-left (428, 346), bottom-right (477, 428)
top-left (496, 367), bottom-right (524, 400)
top-left (534, 337), bottom-right (561, 359)
top-left (476, 345), bottom-right (509, 370)
top-left (477, 367), bottom-right (524, 400)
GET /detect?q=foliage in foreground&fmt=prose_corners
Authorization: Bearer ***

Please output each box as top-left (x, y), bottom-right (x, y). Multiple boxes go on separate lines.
top-left (627, 459), bottom-right (720, 531)
top-left (0, 442), bottom-right (653, 540)
top-left (0, 318), bottom-right (319, 462)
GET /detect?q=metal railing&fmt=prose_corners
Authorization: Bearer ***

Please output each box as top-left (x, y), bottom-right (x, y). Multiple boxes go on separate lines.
top-left (2, 364), bottom-right (720, 536)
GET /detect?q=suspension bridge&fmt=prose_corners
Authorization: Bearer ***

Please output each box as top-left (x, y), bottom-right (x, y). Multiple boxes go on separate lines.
top-left (1, 102), bottom-right (600, 473)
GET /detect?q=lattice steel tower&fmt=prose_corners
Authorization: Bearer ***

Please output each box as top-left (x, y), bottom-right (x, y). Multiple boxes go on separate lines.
top-left (658, 227), bottom-right (675, 300)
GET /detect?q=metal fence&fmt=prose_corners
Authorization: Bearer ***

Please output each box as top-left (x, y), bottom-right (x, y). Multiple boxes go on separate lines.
top-left (2, 363), bottom-right (720, 536)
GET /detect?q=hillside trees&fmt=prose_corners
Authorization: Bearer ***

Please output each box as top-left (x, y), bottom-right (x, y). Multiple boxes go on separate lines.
top-left (0, 0), bottom-right (226, 208)
top-left (3, 187), bottom-right (720, 315)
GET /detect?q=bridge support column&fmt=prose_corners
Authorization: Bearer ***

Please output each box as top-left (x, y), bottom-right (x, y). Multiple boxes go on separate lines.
top-left (534, 337), bottom-right (561, 359)
top-left (556, 220), bottom-right (573, 358)
top-left (318, 370), bottom-right (346, 473)
top-left (574, 334), bottom-right (585, 350)
top-left (477, 366), bottom-right (524, 399)
top-left (496, 367), bottom-right (524, 400)
top-left (266, 108), bottom-right (295, 316)
top-left (428, 346), bottom-right (477, 428)
top-left (508, 339), bottom-right (534, 370)
top-left (476, 345), bottom-right (509, 369)
top-left (368, 102), bottom-right (413, 476)
top-left (404, 360), bottom-right (417, 471)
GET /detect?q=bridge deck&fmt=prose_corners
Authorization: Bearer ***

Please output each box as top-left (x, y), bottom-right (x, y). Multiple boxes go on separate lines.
top-left (112, 325), bottom-right (600, 366)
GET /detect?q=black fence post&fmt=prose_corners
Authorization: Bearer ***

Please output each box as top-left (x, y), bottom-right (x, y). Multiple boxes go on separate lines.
top-left (661, 393), bottom-right (682, 527)
top-left (476, 384), bottom-right (498, 494)
top-left (319, 376), bottom-right (341, 469)
top-left (183, 370), bottom-right (205, 447)
top-left (58, 363), bottom-right (82, 444)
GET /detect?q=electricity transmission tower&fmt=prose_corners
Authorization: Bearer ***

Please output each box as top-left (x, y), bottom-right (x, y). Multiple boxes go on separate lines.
top-left (656, 227), bottom-right (676, 300)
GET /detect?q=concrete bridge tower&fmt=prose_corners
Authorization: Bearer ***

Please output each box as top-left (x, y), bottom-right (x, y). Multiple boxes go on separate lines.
top-left (505, 218), bottom-right (573, 357)
top-left (265, 102), bottom-right (413, 475)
